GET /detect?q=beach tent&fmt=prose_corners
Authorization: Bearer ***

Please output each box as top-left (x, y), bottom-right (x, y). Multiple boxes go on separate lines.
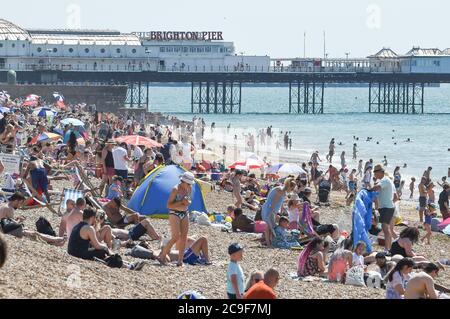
top-left (128, 165), bottom-right (208, 218)
top-left (352, 189), bottom-right (378, 253)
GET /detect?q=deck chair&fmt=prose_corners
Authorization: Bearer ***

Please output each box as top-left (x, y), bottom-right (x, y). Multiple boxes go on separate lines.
top-left (59, 188), bottom-right (84, 215)
top-left (74, 163), bottom-right (100, 197)
top-left (21, 179), bottom-right (60, 216)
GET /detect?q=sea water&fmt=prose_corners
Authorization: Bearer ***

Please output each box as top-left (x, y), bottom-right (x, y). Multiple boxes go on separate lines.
top-left (148, 84), bottom-right (450, 181)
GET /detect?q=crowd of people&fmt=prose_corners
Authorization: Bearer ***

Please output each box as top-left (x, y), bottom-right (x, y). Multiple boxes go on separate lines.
top-left (0, 93), bottom-right (448, 300)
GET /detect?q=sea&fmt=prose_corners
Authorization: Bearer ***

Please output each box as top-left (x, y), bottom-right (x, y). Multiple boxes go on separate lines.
top-left (147, 84), bottom-right (450, 183)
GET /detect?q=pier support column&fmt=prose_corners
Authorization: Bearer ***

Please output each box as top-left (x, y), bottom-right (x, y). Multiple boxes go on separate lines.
top-left (191, 81), bottom-right (242, 114)
top-left (289, 81), bottom-right (325, 114)
top-left (368, 82), bottom-right (424, 114)
top-left (125, 82), bottom-right (149, 110)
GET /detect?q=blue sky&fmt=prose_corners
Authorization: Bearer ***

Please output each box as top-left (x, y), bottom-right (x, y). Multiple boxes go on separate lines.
top-left (3, 0), bottom-right (448, 58)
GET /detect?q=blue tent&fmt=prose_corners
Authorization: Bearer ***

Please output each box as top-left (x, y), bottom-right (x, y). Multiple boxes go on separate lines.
top-left (128, 165), bottom-right (208, 218)
top-left (352, 189), bottom-right (378, 253)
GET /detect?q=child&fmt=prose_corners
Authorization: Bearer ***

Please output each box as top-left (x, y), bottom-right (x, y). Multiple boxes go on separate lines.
top-left (286, 196), bottom-right (302, 230)
top-left (226, 205), bottom-right (236, 220)
top-left (272, 216), bottom-right (301, 249)
top-left (226, 243), bottom-right (245, 299)
top-left (352, 241), bottom-right (367, 269)
top-left (106, 176), bottom-right (123, 200)
top-left (409, 177), bottom-right (416, 199)
top-left (421, 203), bottom-right (437, 245)
top-left (65, 199), bottom-right (75, 215)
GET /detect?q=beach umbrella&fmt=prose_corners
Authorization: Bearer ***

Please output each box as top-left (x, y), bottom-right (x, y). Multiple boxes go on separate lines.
top-left (33, 107), bottom-right (57, 118)
top-left (22, 94), bottom-right (41, 107)
top-left (31, 132), bottom-right (62, 144)
top-left (61, 118), bottom-right (85, 127)
top-left (266, 163), bottom-right (306, 175)
top-left (0, 106), bottom-right (11, 114)
top-left (229, 157), bottom-right (266, 170)
top-left (115, 135), bottom-right (162, 148)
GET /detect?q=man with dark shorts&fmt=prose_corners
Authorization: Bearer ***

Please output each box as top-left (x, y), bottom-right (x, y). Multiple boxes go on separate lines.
top-left (372, 164), bottom-right (397, 251)
top-left (0, 233), bottom-right (6, 268)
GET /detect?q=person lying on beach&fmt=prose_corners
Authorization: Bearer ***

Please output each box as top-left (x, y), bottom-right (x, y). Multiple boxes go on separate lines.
top-left (67, 208), bottom-right (145, 271)
top-left (405, 263), bottom-right (450, 299)
top-left (244, 269), bottom-right (279, 300)
top-left (0, 233), bottom-right (6, 268)
top-left (297, 238), bottom-right (329, 278)
top-left (0, 193), bottom-right (65, 246)
top-left (102, 197), bottom-right (145, 227)
top-left (111, 217), bottom-right (160, 242)
top-left (272, 217), bottom-right (301, 249)
top-left (365, 252), bottom-right (396, 284)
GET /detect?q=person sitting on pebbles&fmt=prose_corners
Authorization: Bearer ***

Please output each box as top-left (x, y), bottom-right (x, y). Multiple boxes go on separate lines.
top-left (0, 193), bottom-right (66, 247)
top-left (272, 216), bottom-right (302, 249)
top-left (405, 262), bottom-right (450, 299)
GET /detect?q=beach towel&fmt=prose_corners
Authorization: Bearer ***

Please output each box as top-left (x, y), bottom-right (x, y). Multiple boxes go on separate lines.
top-left (299, 202), bottom-right (315, 236)
top-left (438, 218), bottom-right (450, 230)
top-left (352, 189), bottom-right (378, 253)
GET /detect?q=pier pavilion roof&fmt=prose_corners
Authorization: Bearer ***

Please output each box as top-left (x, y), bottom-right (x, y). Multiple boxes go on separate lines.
top-left (403, 47), bottom-right (443, 57)
top-left (367, 48), bottom-right (398, 59)
top-left (0, 19), bottom-right (30, 41)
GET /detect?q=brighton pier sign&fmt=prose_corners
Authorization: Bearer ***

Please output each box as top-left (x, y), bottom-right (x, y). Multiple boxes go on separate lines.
top-left (132, 31), bottom-right (224, 41)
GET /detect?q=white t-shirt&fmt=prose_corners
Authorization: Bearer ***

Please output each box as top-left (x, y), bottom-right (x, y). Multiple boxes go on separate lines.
top-left (379, 177), bottom-right (395, 209)
top-left (113, 147), bottom-right (128, 170)
top-left (226, 261), bottom-right (245, 295)
top-left (287, 208), bottom-right (300, 224)
top-left (182, 142), bottom-right (192, 162)
top-left (133, 146), bottom-right (144, 159)
top-left (352, 253), bottom-right (364, 267)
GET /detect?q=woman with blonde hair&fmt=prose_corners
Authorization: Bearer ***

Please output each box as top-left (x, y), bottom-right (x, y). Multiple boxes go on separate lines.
top-left (261, 178), bottom-right (296, 247)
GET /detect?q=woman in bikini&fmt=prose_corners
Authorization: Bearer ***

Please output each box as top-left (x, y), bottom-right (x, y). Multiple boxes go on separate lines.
top-left (158, 172), bottom-right (195, 267)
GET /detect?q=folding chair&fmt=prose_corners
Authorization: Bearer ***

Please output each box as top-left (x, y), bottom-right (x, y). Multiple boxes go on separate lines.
top-left (21, 180), bottom-right (60, 216)
top-left (59, 188), bottom-right (85, 215)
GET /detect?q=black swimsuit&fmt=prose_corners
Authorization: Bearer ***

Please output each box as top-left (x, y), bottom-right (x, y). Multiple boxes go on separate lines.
top-left (390, 240), bottom-right (407, 257)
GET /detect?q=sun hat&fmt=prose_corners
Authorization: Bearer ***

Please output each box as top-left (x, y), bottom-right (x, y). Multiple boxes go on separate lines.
top-left (289, 194), bottom-right (301, 201)
top-left (180, 172), bottom-right (195, 185)
top-left (373, 164), bottom-right (385, 173)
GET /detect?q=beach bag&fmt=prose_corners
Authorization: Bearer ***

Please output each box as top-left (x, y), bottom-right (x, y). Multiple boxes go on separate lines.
top-left (0, 218), bottom-right (23, 234)
top-left (105, 254), bottom-right (123, 268)
top-left (365, 271), bottom-right (382, 289)
top-left (36, 217), bottom-right (56, 237)
top-left (345, 266), bottom-right (366, 287)
top-left (196, 213), bottom-right (212, 226)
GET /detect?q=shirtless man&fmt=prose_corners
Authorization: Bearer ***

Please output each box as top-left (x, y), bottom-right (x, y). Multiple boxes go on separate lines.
top-left (102, 197), bottom-right (145, 227)
top-left (231, 170), bottom-right (244, 209)
top-left (59, 198), bottom-right (113, 248)
top-left (0, 193), bottom-right (65, 246)
top-left (418, 178), bottom-right (428, 223)
top-left (310, 151), bottom-right (322, 167)
top-left (326, 138), bottom-right (335, 163)
top-left (405, 263), bottom-right (450, 299)
top-left (21, 147), bottom-right (52, 203)
top-left (422, 167), bottom-right (432, 185)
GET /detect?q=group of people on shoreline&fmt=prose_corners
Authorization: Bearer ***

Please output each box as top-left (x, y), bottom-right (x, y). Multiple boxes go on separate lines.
top-left (0, 93), bottom-right (448, 299)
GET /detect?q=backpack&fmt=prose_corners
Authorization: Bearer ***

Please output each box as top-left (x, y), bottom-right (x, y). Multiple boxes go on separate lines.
top-left (1, 218), bottom-right (23, 234)
top-left (105, 254), bottom-right (123, 268)
top-left (35, 217), bottom-right (56, 237)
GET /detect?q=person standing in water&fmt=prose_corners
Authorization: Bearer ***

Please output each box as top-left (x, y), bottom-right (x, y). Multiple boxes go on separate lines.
top-left (158, 172), bottom-right (195, 267)
top-left (353, 144), bottom-right (358, 160)
top-left (261, 178), bottom-right (296, 247)
top-left (340, 151), bottom-right (346, 169)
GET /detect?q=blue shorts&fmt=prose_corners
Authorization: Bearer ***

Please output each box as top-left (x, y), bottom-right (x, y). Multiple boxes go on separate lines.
top-left (424, 214), bottom-right (432, 225)
top-left (128, 223), bottom-right (146, 241)
top-left (183, 248), bottom-right (207, 265)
